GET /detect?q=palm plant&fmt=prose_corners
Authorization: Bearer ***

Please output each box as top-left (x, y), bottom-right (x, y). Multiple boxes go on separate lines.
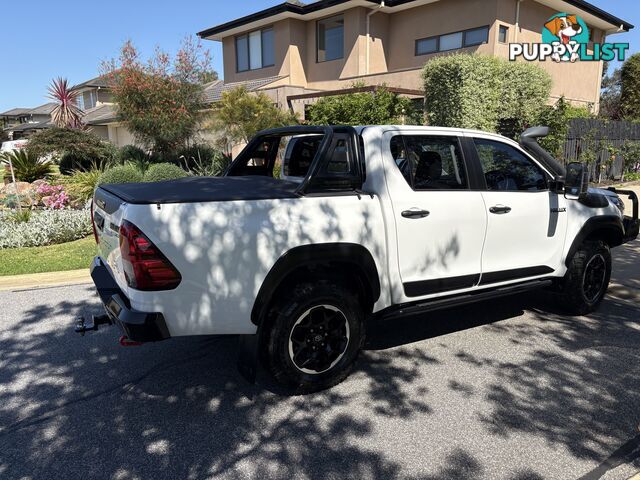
top-left (48, 77), bottom-right (84, 129)
top-left (0, 149), bottom-right (53, 183)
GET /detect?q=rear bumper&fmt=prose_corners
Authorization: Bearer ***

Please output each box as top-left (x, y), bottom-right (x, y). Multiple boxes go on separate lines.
top-left (608, 188), bottom-right (639, 244)
top-left (90, 257), bottom-right (171, 342)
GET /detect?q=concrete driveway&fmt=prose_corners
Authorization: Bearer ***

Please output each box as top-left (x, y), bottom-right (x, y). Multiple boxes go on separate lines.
top-left (0, 242), bottom-right (638, 480)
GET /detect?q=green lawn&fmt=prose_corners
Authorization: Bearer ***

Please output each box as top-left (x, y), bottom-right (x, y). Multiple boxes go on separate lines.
top-left (0, 237), bottom-right (96, 276)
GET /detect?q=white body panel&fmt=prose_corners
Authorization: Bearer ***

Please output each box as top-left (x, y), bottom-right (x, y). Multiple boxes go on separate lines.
top-left (92, 126), bottom-right (624, 337)
top-left (108, 195), bottom-right (388, 336)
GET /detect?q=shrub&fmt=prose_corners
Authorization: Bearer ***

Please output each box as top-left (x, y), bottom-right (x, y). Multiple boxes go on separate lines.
top-left (118, 145), bottom-right (147, 163)
top-left (98, 165), bottom-right (144, 185)
top-left (177, 144), bottom-right (230, 175)
top-left (36, 184), bottom-right (70, 209)
top-left (143, 163), bottom-right (189, 182)
top-left (187, 149), bottom-right (232, 177)
top-left (0, 209), bottom-right (92, 249)
top-left (212, 86), bottom-right (298, 144)
top-left (11, 209), bottom-right (32, 223)
top-left (60, 168), bottom-right (104, 202)
top-left (27, 127), bottom-right (117, 170)
top-left (422, 54), bottom-right (551, 133)
top-left (0, 149), bottom-right (53, 182)
top-left (306, 85), bottom-right (421, 125)
top-left (535, 97), bottom-right (592, 158)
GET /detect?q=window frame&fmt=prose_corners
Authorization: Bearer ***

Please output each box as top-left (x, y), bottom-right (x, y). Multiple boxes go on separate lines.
top-left (389, 134), bottom-right (471, 192)
top-left (415, 25), bottom-right (490, 57)
top-left (317, 14), bottom-right (345, 63)
top-left (235, 26), bottom-right (276, 73)
top-left (471, 137), bottom-right (552, 192)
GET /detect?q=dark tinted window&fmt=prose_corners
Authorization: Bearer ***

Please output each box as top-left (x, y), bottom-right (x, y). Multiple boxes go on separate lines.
top-left (262, 28), bottom-right (275, 67)
top-left (236, 35), bottom-right (249, 72)
top-left (464, 26), bottom-right (489, 46)
top-left (318, 16), bottom-right (344, 62)
top-left (416, 37), bottom-right (438, 55)
top-left (390, 135), bottom-right (467, 190)
top-left (474, 139), bottom-right (548, 191)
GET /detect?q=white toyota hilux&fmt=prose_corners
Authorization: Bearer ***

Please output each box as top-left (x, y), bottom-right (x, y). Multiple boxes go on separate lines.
top-left (81, 125), bottom-right (639, 393)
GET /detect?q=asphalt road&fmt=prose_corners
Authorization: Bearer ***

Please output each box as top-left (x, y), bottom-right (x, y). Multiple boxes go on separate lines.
top-left (0, 242), bottom-right (639, 480)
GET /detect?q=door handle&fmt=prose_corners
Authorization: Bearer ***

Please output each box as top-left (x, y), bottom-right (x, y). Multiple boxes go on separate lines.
top-left (402, 209), bottom-right (430, 219)
top-left (489, 205), bottom-right (512, 214)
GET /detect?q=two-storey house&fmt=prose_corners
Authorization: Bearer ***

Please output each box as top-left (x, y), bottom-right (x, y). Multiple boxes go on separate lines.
top-left (198, 0), bottom-right (633, 117)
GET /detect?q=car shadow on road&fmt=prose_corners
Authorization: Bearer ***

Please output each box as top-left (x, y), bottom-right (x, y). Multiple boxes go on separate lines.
top-left (0, 275), bottom-right (639, 479)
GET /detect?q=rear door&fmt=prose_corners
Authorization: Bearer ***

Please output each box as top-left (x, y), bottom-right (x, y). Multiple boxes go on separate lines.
top-left (382, 130), bottom-right (488, 301)
top-left (468, 135), bottom-right (568, 284)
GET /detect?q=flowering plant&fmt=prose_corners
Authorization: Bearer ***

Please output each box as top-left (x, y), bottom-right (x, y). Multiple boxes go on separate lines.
top-left (36, 183), bottom-right (69, 209)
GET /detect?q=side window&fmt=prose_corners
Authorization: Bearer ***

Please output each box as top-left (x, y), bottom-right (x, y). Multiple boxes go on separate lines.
top-left (390, 135), bottom-right (468, 190)
top-left (474, 139), bottom-right (548, 191)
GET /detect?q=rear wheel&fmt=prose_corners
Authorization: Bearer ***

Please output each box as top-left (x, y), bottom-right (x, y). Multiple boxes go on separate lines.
top-left (559, 240), bottom-right (611, 315)
top-left (265, 282), bottom-right (364, 394)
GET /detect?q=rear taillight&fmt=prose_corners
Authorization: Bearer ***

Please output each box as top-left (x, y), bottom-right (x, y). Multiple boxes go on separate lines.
top-left (90, 198), bottom-right (99, 245)
top-left (119, 220), bottom-right (181, 291)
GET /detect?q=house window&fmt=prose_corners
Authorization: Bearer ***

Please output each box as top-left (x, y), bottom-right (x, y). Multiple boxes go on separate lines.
top-left (464, 27), bottom-right (489, 47)
top-left (317, 15), bottom-right (344, 62)
top-left (236, 27), bottom-right (275, 72)
top-left (415, 26), bottom-right (489, 56)
top-left (498, 25), bottom-right (509, 44)
top-left (416, 37), bottom-right (438, 55)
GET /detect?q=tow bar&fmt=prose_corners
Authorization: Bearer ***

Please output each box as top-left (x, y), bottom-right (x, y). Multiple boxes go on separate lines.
top-left (75, 314), bottom-right (113, 335)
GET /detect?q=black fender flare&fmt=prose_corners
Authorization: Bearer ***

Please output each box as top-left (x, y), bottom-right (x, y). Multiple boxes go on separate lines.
top-left (565, 215), bottom-right (624, 267)
top-left (251, 243), bottom-right (381, 325)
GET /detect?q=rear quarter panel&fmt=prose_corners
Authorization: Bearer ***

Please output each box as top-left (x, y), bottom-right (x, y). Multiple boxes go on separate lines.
top-left (122, 195), bottom-right (388, 336)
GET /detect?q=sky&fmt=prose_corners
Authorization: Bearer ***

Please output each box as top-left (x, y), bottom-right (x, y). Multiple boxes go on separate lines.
top-left (0, 0), bottom-right (637, 112)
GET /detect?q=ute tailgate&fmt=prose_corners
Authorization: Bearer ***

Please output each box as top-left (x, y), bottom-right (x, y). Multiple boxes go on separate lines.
top-left (93, 187), bottom-right (127, 285)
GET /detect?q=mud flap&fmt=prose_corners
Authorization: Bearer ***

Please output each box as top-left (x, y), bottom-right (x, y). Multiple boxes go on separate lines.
top-left (237, 334), bottom-right (258, 384)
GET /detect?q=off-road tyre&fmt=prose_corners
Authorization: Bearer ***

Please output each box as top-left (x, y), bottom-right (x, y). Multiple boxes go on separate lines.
top-left (265, 281), bottom-right (364, 394)
top-left (559, 240), bottom-right (611, 316)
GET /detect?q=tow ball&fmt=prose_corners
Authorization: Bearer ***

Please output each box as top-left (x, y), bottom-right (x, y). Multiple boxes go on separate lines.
top-left (75, 314), bottom-right (113, 335)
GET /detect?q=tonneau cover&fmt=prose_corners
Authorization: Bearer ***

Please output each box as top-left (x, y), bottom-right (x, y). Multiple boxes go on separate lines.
top-left (99, 176), bottom-right (300, 204)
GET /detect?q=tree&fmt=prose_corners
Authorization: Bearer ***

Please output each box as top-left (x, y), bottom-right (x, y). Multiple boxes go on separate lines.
top-left (620, 53), bottom-right (640, 121)
top-left (27, 127), bottom-right (117, 172)
top-left (306, 85), bottom-right (421, 126)
top-left (103, 37), bottom-right (216, 153)
top-left (599, 62), bottom-right (622, 120)
top-left (536, 96), bottom-right (591, 158)
top-left (422, 54), bottom-right (551, 134)
top-left (48, 77), bottom-right (84, 129)
top-left (212, 86), bottom-right (298, 145)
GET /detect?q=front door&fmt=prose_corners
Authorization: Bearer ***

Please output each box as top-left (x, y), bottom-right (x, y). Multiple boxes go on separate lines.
top-left (384, 131), bottom-right (488, 300)
top-left (470, 136), bottom-right (567, 285)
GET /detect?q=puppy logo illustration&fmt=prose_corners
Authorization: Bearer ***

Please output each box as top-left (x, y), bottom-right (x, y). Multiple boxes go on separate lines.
top-left (542, 13), bottom-right (589, 62)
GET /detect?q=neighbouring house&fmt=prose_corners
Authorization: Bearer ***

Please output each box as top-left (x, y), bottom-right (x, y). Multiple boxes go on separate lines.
top-left (197, 0), bottom-right (633, 117)
top-left (0, 103), bottom-right (56, 140)
top-left (70, 75), bottom-right (139, 147)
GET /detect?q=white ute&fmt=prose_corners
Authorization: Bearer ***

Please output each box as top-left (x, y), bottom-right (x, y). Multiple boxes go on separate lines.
top-left (82, 125), bottom-right (639, 393)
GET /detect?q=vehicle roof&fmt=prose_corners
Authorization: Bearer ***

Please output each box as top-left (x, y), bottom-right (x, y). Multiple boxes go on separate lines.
top-left (357, 125), bottom-right (514, 140)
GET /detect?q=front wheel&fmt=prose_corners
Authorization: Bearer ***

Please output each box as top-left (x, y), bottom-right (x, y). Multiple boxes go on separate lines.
top-left (559, 240), bottom-right (611, 315)
top-left (265, 282), bottom-right (364, 394)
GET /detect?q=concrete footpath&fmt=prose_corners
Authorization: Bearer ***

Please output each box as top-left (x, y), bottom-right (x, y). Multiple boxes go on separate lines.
top-left (0, 269), bottom-right (91, 292)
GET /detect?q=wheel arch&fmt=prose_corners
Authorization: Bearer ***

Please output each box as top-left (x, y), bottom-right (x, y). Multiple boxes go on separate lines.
top-left (565, 215), bottom-right (623, 267)
top-left (251, 243), bottom-right (381, 326)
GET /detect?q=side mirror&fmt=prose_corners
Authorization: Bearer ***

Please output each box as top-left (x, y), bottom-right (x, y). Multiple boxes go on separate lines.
top-left (564, 162), bottom-right (588, 200)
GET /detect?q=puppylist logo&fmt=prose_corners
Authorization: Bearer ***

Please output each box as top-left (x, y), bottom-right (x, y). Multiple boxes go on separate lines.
top-left (510, 13), bottom-right (629, 62)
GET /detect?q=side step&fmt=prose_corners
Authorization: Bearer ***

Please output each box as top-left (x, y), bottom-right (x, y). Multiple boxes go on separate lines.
top-left (378, 278), bottom-right (553, 321)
